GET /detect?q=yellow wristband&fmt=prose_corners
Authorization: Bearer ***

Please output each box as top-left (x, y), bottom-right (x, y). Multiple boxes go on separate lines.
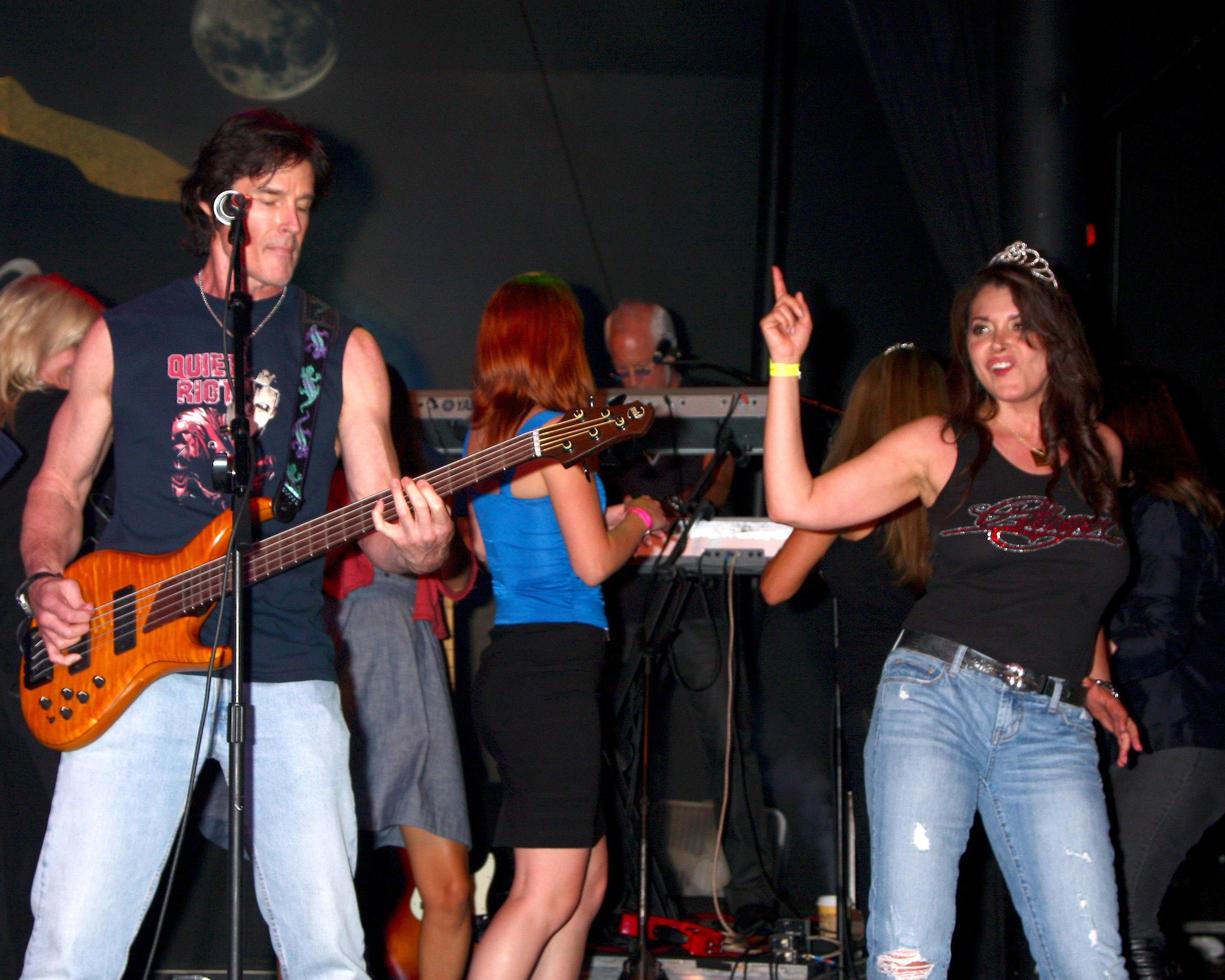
top-left (769, 361), bottom-right (802, 378)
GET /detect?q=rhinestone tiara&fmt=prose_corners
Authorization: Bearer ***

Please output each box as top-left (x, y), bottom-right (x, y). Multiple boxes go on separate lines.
top-left (989, 241), bottom-right (1058, 289)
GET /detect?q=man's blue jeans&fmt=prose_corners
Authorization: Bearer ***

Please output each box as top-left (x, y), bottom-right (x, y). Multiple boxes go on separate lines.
top-left (865, 645), bottom-right (1126, 979)
top-left (23, 673), bottom-right (367, 979)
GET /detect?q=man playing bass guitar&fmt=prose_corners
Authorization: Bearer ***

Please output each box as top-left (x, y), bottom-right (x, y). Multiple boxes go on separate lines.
top-left (17, 108), bottom-right (454, 977)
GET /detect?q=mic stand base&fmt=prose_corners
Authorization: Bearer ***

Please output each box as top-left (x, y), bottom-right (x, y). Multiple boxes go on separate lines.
top-left (619, 949), bottom-right (668, 980)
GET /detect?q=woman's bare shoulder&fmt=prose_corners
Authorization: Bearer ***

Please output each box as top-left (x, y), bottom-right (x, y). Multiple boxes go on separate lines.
top-left (887, 415), bottom-right (960, 502)
top-left (885, 414), bottom-right (956, 448)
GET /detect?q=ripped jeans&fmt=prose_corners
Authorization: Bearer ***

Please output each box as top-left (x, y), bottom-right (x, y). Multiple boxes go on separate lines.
top-left (865, 646), bottom-right (1126, 979)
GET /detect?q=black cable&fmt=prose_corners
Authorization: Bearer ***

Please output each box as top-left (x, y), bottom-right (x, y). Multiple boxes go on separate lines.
top-left (516, 0), bottom-right (615, 300)
top-left (139, 552), bottom-right (232, 980)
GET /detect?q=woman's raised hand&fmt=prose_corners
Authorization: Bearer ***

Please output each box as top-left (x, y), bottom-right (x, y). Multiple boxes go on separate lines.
top-left (759, 266), bottom-right (813, 366)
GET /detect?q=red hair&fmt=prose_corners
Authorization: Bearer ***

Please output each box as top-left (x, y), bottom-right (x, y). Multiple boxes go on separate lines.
top-left (469, 273), bottom-right (595, 451)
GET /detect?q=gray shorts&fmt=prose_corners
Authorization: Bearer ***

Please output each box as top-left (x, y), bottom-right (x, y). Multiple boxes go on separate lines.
top-left (336, 570), bottom-right (471, 849)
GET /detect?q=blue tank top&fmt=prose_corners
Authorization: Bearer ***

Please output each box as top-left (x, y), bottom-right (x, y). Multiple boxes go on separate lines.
top-left (102, 278), bottom-right (353, 682)
top-left (468, 410), bottom-right (608, 628)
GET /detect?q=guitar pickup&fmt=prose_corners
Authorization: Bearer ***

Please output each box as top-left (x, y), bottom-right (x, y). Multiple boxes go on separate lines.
top-left (111, 585), bottom-right (136, 655)
top-left (66, 633), bottom-right (92, 674)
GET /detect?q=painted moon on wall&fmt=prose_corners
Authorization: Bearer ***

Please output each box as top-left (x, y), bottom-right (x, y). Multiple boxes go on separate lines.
top-left (191, 0), bottom-right (338, 101)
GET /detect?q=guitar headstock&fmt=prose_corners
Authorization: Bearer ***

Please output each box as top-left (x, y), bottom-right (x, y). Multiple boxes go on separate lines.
top-left (537, 402), bottom-right (655, 468)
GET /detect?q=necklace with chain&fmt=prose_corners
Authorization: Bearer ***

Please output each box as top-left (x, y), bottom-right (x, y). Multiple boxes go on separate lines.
top-left (997, 415), bottom-right (1050, 467)
top-left (195, 272), bottom-right (287, 339)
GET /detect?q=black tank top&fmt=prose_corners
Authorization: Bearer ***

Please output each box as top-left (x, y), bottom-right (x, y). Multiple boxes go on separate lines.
top-left (904, 436), bottom-right (1128, 681)
top-left (102, 278), bottom-right (354, 682)
top-left (822, 530), bottom-right (920, 705)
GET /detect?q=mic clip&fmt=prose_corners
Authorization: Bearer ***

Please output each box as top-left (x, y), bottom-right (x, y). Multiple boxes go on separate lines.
top-left (212, 190), bottom-right (250, 227)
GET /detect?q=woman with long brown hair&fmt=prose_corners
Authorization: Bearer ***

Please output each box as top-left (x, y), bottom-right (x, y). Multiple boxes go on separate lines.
top-left (759, 343), bottom-right (948, 911)
top-left (760, 244), bottom-right (1139, 978)
top-left (1103, 367), bottom-right (1225, 978)
top-left (463, 273), bottom-right (664, 980)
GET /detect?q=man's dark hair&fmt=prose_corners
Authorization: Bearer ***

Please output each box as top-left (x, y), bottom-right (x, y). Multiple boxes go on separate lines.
top-left (179, 108), bottom-right (330, 255)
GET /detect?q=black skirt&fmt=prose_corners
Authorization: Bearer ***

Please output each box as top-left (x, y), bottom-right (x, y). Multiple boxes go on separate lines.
top-left (472, 622), bottom-right (606, 848)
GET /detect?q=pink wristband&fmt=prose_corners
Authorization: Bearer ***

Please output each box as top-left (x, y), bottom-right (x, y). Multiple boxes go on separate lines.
top-left (626, 505), bottom-right (654, 532)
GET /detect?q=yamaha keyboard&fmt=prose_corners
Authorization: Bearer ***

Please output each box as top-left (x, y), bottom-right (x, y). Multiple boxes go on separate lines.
top-left (634, 516), bottom-right (791, 575)
top-left (412, 387), bottom-right (767, 456)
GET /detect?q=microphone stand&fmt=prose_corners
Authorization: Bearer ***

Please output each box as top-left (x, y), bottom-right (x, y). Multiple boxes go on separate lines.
top-left (216, 210), bottom-right (255, 980)
top-left (619, 420), bottom-right (742, 980)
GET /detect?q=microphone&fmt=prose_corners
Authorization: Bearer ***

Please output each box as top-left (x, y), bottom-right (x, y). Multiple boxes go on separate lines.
top-left (652, 337), bottom-right (677, 363)
top-left (212, 190), bottom-right (250, 226)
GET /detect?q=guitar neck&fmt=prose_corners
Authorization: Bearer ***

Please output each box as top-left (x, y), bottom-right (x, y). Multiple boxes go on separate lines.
top-left (245, 428), bottom-right (540, 583)
top-left (143, 405), bottom-right (648, 629)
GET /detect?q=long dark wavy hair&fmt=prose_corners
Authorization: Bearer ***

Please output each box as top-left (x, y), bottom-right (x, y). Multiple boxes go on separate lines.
top-left (945, 261), bottom-right (1116, 516)
top-left (179, 108), bottom-right (330, 255)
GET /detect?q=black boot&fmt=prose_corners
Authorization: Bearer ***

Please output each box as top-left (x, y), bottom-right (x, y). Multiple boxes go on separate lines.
top-left (1126, 936), bottom-right (1169, 979)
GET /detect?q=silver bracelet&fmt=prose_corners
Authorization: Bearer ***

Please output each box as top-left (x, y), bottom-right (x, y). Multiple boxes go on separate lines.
top-left (1088, 677), bottom-right (1120, 700)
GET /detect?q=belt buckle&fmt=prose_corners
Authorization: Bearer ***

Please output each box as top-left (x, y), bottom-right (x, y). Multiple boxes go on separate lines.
top-left (1003, 663), bottom-right (1026, 689)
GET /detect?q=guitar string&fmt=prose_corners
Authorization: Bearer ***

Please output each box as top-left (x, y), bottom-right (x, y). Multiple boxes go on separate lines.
top-left (28, 413), bottom-right (641, 667)
top-left (65, 408), bottom-right (637, 650)
top-left (144, 412), bottom-right (631, 610)
top-left (67, 424), bottom-right (609, 649)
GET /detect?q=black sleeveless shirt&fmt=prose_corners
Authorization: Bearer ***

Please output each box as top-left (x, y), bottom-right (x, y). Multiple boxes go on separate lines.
top-left (822, 529), bottom-right (921, 706)
top-left (101, 278), bottom-right (354, 682)
top-left (903, 437), bottom-right (1128, 681)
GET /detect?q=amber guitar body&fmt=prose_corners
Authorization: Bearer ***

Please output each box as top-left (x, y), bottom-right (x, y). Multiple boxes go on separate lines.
top-left (384, 848), bottom-right (422, 980)
top-left (20, 403), bottom-right (654, 750)
top-left (19, 503), bottom-right (267, 750)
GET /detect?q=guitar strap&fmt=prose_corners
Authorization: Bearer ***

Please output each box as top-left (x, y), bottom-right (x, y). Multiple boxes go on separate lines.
top-left (273, 291), bottom-right (338, 523)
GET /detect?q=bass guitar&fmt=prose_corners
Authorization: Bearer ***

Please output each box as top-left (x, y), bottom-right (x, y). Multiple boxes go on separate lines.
top-left (21, 403), bottom-right (653, 750)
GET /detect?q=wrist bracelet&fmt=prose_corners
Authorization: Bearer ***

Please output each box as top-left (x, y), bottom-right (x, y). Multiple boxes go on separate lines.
top-left (1088, 677), bottom-right (1120, 700)
top-left (769, 361), bottom-right (802, 378)
top-left (626, 505), bottom-right (654, 533)
top-left (15, 570), bottom-right (63, 618)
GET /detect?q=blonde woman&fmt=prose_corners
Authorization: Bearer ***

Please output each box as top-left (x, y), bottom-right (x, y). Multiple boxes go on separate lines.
top-left (0, 272), bottom-right (102, 976)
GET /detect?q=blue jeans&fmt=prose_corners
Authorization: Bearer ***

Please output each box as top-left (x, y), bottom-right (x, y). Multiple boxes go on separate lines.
top-left (865, 646), bottom-right (1125, 979)
top-left (23, 673), bottom-right (367, 979)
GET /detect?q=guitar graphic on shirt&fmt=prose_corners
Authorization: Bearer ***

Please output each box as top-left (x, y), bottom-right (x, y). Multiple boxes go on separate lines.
top-left (20, 403), bottom-right (653, 750)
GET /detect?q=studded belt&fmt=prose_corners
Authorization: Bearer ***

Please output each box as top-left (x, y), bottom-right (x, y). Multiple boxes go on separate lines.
top-left (893, 629), bottom-right (1086, 707)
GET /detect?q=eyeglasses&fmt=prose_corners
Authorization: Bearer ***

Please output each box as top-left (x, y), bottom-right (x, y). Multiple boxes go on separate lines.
top-left (609, 363), bottom-right (657, 383)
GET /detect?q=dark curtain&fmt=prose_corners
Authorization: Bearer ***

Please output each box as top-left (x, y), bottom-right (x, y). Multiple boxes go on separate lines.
top-left (844, 0), bottom-right (1001, 285)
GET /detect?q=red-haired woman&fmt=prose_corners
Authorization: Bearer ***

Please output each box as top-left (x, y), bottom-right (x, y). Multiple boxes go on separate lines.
top-left (463, 273), bottom-right (664, 980)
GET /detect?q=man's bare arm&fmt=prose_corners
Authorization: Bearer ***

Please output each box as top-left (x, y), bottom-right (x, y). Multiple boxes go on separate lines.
top-left (336, 327), bottom-right (453, 574)
top-left (20, 317), bottom-right (114, 661)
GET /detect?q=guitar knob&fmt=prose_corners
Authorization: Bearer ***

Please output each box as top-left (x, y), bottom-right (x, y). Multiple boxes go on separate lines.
top-left (76, 691), bottom-right (89, 704)
top-left (39, 697), bottom-right (51, 710)
top-left (60, 688), bottom-right (73, 700)
top-left (59, 706), bottom-right (73, 720)
top-left (92, 675), bottom-right (105, 688)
